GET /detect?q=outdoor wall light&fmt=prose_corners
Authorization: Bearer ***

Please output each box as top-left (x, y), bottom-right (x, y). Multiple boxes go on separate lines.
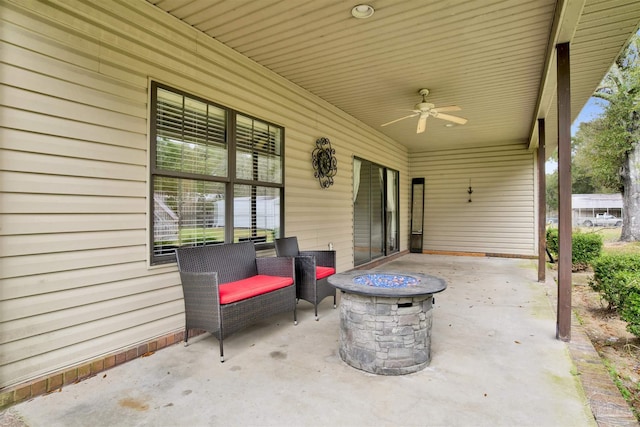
top-left (351, 4), bottom-right (375, 19)
top-left (468, 179), bottom-right (473, 203)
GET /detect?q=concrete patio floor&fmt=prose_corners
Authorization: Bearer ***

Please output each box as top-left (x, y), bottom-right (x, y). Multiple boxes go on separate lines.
top-left (1, 254), bottom-right (635, 426)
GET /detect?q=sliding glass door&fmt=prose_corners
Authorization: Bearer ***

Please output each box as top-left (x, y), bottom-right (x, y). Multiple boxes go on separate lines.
top-left (353, 157), bottom-right (399, 266)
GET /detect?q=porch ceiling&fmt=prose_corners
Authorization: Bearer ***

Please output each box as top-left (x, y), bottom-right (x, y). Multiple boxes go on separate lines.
top-left (147, 0), bottom-right (640, 154)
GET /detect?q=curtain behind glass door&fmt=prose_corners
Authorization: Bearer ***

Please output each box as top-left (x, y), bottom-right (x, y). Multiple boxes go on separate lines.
top-left (370, 164), bottom-right (384, 260)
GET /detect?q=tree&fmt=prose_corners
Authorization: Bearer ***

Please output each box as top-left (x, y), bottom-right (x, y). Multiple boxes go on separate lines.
top-left (546, 128), bottom-right (612, 216)
top-left (571, 121), bottom-right (618, 194)
top-left (581, 34), bottom-right (640, 241)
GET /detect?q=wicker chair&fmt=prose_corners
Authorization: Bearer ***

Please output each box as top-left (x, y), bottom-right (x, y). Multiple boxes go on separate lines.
top-left (274, 237), bottom-right (336, 320)
top-left (175, 242), bottom-right (297, 362)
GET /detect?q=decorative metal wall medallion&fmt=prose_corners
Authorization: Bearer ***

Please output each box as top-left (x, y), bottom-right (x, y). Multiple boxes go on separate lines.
top-left (312, 137), bottom-right (337, 188)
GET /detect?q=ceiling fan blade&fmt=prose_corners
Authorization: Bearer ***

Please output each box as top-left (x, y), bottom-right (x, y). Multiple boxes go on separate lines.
top-left (432, 105), bottom-right (461, 113)
top-left (416, 115), bottom-right (428, 133)
top-left (381, 113), bottom-right (419, 127)
top-left (434, 113), bottom-right (468, 125)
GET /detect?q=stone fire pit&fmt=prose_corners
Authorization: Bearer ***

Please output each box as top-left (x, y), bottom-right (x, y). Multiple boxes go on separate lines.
top-left (328, 270), bottom-right (446, 375)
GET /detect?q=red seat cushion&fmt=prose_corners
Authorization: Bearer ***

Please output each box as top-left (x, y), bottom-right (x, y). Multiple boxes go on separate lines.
top-left (219, 275), bottom-right (294, 304)
top-left (316, 266), bottom-right (336, 280)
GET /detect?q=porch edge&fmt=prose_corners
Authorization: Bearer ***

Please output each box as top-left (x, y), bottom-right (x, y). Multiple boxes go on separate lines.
top-left (542, 271), bottom-right (639, 426)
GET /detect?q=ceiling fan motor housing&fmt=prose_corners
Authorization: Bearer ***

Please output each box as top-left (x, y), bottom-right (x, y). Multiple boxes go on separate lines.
top-left (415, 102), bottom-right (435, 111)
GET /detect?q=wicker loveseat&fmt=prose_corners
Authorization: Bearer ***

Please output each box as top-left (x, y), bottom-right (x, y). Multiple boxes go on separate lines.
top-left (175, 242), bottom-right (297, 362)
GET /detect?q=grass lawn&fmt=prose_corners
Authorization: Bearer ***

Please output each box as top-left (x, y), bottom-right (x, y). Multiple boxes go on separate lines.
top-left (603, 241), bottom-right (640, 255)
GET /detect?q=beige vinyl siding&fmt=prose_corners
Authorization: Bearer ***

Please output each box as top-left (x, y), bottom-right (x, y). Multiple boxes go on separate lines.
top-left (410, 143), bottom-right (535, 256)
top-left (0, 0), bottom-right (409, 388)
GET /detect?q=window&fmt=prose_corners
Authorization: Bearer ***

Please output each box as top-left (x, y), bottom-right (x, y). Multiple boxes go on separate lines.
top-left (150, 82), bottom-right (284, 264)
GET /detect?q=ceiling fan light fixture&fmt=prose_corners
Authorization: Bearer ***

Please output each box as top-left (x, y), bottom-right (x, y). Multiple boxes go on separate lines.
top-left (351, 4), bottom-right (374, 19)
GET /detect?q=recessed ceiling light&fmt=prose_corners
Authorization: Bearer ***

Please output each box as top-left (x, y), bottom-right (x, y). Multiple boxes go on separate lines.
top-left (445, 123), bottom-right (455, 128)
top-left (351, 4), bottom-right (375, 19)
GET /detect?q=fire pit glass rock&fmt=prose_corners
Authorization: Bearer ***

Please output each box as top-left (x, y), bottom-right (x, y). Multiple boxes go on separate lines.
top-left (353, 273), bottom-right (419, 288)
top-left (329, 270), bottom-right (446, 375)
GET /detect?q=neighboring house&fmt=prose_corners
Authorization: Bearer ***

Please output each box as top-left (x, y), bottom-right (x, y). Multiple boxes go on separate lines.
top-left (573, 193), bottom-right (623, 218)
top-left (572, 194), bottom-right (624, 225)
top-left (213, 196), bottom-right (280, 230)
top-left (153, 194), bottom-right (179, 243)
top-left (1, 0), bottom-right (638, 406)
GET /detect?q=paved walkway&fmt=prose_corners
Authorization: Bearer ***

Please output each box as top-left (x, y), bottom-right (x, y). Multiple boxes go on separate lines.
top-left (1, 254), bottom-right (636, 426)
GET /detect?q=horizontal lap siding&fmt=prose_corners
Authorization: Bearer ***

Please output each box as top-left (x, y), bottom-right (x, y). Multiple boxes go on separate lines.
top-left (411, 144), bottom-right (535, 256)
top-left (0, 0), bottom-right (409, 388)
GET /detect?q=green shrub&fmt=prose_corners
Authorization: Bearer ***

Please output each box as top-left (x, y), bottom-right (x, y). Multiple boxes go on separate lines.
top-left (545, 229), bottom-right (603, 270)
top-left (546, 228), bottom-right (559, 256)
top-left (590, 255), bottom-right (640, 309)
top-left (573, 232), bottom-right (603, 268)
top-left (621, 290), bottom-right (640, 338)
top-left (612, 271), bottom-right (640, 310)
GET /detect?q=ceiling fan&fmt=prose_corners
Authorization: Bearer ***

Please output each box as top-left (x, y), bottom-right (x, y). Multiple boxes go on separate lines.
top-left (381, 89), bottom-right (467, 133)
